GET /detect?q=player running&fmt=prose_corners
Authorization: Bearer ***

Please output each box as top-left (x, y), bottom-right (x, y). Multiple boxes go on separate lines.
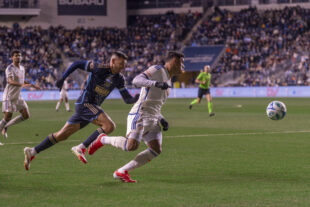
top-left (188, 65), bottom-right (215, 116)
top-left (23, 51), bottom-right (138, 170)
top-left (87, 51), bottom-right (184, 183)
top-left (0, 49), bottom-right (40, 141)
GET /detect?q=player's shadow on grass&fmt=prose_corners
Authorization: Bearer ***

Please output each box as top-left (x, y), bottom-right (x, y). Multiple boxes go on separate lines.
top-left (98, 181), bottom-right (139, 188)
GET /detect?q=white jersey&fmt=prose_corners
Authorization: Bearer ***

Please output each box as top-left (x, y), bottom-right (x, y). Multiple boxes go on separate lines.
top-left (129, 65), bottom-right (170, 118)
top-left (2, 64), bottom-right (25, 101)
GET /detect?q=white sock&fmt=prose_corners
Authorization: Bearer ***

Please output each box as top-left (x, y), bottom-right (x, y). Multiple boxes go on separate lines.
top-left (4, 115), bottom-right (24, 128)
top-left (56, 101), bottom-right (61, 110)
top-left (31, 148), bottom-right (37, 156)
top-left (0, 119), bottom-right (7, 131)
top-left (101, 136), bottom-right (127, 151)
top-left (78, 143), bottom-right (86, 149)
top-left (118, 148), bottom-right (158, 173)
top-left (65, 102), bottom-right (70, 111)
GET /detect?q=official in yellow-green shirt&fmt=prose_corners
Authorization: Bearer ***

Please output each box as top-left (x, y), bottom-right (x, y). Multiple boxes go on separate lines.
top-left (189, 65), bottom-right (214, 116)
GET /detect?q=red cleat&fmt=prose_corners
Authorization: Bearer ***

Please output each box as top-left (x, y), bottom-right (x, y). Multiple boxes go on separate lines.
top-left (113, 170), bottom-right (137, 183)
top-left (88, 134), bottom-right (106, 155)
top-left (71, 146), bottom-right (87, 164)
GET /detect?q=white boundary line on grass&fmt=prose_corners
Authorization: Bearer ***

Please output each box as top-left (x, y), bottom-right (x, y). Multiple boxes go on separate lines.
top-left (2, 130), bottom-right (310, 145)
top-left (165, 130), bottom-right (310, 138)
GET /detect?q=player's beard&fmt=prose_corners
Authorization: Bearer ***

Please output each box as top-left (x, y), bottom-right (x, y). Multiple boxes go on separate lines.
top-left (14, 59), bottom-right (21, 64)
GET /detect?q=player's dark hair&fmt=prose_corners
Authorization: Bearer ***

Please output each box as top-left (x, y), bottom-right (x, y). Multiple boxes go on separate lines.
top-left (165, 51), bottom-right (184, 61)
top-left (11, 49), bottom-right (21, 57)
top-left (113, 50), bottom-right (128, 60)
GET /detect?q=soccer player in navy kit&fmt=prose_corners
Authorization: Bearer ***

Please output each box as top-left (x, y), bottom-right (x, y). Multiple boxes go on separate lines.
top-left (23, 51), bottom-right (138, 170)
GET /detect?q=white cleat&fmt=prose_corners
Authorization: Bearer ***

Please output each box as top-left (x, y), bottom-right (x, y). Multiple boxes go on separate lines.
top-left (0, 142), bottom-right (3, 146)
top-left (71, 146), bottom-right (87, 164)
top-left (24, 147), bottom-right (35, 171)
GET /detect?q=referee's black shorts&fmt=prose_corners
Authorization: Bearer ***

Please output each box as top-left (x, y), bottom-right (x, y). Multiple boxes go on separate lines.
top-left (198, 88), bottom-right (210, 99)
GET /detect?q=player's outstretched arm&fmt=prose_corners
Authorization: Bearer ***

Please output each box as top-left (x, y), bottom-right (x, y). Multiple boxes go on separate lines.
top-left (154, 82), bottom-right (170, 90)
top-left (56, 60), bottom-right (92, 90)
top-left (119, 88), bottom-right (139, 104)
top-left (132, 73), bottom-right (156, 88)
top-left (30, 84), bottom-right (41, 90)
top-left (24, 81), bottom-right (40, 90)
top-left (132, 73), bottom-right (170, 90)
top-left (6, 77), bottom-right (24, 87)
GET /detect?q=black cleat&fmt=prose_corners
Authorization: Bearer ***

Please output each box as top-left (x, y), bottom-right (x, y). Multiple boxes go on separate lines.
top-left (189, 105), bottom-right (192, 110)
top-left (209, 112), bottom-right (215, 117)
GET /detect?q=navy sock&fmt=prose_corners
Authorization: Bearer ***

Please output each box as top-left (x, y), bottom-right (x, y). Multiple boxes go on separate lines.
top-left (83, 128), bottom-right (105, 148)
top-left (35, 134), bottom-right (57, 153)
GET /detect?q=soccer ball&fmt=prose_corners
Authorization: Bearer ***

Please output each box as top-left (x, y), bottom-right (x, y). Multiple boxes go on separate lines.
top-left (266, 101), bottom-right (287, 120)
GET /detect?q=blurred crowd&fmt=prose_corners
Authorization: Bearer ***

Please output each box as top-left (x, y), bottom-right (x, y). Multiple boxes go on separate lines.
top-left (0, 23), bottom-right (62, 89)
top-left (0, 11), bottom-right (200, 90)
top-left (55, 11), bottom-right (200, 86)
top-left (3, 7), bottom-right (310, 89)
top-left (191, 6), bottom-right (310, 86)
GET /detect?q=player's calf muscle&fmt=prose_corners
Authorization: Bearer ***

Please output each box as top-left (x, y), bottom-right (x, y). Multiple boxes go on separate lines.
top-left (126, 142), bottom-right (139, 151)
top-left (54, 127), bottom-right (79, 141)
top-left (22, 114), bottom-right (30, 119)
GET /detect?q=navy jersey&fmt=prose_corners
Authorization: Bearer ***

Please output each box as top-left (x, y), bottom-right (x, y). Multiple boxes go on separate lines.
top-left (76, 61), bottom-right (125, 105)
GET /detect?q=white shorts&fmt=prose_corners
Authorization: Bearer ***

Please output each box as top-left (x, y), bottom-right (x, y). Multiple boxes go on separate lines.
top-left (60, 90), bottom-right (68, 100)
top-left (2, 99), bottom-right (28, 113)
top-left (126, 113), bottom-right (162, 144)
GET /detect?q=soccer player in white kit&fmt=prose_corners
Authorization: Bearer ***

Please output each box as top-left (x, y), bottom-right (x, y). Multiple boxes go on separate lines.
top-left (88, 51), bottom-right (184, 182)
top-left (0, 50), bottom-right (40, 141)
top-left (55, 79), bottom-right (70, 112)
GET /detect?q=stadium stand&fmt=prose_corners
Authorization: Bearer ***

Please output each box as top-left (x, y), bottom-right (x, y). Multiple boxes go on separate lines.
top-left (0, 11), bottom-right (201, 90)
top-left (2, 4), bottom-right (310, 89)
top-left (127, 0), bottom-right (202, 9)
top-left (0, 0), bottom-right (39, 8)
top-left (189, 6), bottom-right (310, 86)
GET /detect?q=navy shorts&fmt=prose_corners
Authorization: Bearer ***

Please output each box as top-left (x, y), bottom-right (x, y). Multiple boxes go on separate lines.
top-left (67, 103), bottom-right (103, 129)
top-left (198, 88), bottom-right (210, 99)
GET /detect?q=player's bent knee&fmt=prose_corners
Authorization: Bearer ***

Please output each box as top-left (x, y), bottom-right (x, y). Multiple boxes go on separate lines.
top-left (125, 139), bottom-right (140, 151)
top-left (154, 148), bottom-right (162, 155)
top-left (150, 146), bottom-right (162, 154)
top-left (103, 122), bottom-right (116, 134)
top-left (126, 144), bottom-right (138, 151)
top-left (4, 116), bottom-right (12, 122)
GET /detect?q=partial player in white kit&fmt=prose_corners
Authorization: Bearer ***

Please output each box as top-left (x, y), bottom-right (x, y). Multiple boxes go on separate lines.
top-left (0, 50), bottom-right (40, 142)
top-left (55, 79), bottom-right (70, 112)
top-left (88, 51), bottom-right (184, 182)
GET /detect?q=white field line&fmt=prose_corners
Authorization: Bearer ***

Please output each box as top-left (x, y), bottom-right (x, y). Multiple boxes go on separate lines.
top-left (165, 130), bottom-right (310, 138)
top-left (2, 130), bottom-right (310, 145)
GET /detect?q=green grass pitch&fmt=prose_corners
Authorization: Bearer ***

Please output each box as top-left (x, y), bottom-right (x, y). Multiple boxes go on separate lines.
top-left (1, 98), bottom-right (310, 207)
